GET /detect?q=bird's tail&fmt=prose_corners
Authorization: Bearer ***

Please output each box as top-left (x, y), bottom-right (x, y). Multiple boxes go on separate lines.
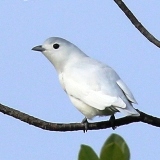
top-left (116, 105), bottom-right (140, 117)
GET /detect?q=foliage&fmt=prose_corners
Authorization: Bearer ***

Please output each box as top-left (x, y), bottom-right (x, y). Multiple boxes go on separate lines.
top-left (78, 133), bottom-right (130, 160)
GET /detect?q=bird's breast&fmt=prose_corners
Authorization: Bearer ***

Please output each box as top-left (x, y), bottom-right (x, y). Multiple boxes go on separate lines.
top-left (58, 72), bottom-right (66, 92)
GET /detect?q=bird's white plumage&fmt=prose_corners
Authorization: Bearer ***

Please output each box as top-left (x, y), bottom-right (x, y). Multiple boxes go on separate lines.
top-left (116, 79), bottom-right (137, 104)
top-left (32, 37), bottom-right (140, 119)
top-left (60, 59), bottom-right (126, 110)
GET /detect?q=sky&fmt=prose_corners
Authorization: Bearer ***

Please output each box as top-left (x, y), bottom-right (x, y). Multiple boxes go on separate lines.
top-left (1, 1), bottom-right (160, 160)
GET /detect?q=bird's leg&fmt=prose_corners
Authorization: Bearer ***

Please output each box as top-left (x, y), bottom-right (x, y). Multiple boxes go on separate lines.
top-left (109, 114), bottom-right (117, 130)
top-left (81, 117), bottom-right (89, 133)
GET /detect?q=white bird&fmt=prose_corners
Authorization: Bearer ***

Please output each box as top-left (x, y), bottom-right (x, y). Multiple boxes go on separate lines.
top-left (32, 37), bottom-right (140, 129)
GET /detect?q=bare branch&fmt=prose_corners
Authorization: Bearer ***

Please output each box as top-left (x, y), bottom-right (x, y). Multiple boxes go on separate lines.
top-left (114, 0), bottom-right (160, 48)
top-left (0, 103), bottom-right (160, 132)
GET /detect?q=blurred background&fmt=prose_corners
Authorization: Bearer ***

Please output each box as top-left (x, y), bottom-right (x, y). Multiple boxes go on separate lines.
top-left (1, 1), bottom-right (160, 159)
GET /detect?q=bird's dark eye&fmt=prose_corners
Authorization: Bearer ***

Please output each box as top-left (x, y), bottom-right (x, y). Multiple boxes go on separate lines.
top-left (53, 43), bottom-right (60, 49)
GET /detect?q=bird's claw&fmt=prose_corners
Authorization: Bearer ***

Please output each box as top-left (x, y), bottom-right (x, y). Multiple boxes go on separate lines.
top-left (82, 117), bottom-right (89, 133)
top-left (109, 115), bottom-right (117, 130)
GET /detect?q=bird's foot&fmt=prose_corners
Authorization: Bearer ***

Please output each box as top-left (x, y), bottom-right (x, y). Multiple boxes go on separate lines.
top-left (109, 115), bottom-right (117, 130)
top-left (81, 117), bottom-right (89, 133)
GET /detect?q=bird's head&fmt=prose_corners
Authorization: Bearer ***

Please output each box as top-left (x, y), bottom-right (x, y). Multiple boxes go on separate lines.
top-left (32, 37), bottom-right (85, 73)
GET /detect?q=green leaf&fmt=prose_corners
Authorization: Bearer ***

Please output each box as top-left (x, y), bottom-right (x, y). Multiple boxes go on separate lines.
top-left (78, 144), bottom-right (99, 160)
top-left (100, 134), bottom-right (130, 160)
top-left (100, 142), bottom-right (124, 160)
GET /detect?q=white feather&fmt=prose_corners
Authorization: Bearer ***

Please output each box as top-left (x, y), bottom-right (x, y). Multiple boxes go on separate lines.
top-left (116, 79), bottom-right (137, 104)
top-left (32, 37), bottom-right (140, 118)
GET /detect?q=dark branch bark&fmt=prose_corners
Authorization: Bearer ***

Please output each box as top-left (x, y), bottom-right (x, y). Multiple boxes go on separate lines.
top-left (0, 103), bottom-right (160, 132)
top-left (114, 0), bottom-right (160, 48)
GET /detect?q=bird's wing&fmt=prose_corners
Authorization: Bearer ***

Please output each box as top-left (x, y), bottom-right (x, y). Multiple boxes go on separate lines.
top-left (65, 78), bottom-right (126, 110)
top-left (116, 79), bottom-right (137, 104)
top-left (60, 64), bottom-right (127, 110)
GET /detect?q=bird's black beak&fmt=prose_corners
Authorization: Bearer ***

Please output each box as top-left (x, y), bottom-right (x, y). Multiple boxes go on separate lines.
top-left (32, 45), bottom-right (45, 52)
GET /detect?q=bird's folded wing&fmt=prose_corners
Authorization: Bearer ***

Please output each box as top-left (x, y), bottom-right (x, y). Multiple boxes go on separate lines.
top-left (63, 77), bottom-right (126, 110)
top-left (116, 79), bottom-right (137, 104)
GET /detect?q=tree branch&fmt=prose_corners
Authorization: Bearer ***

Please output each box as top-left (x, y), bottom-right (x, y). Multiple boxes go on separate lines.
top-left (114, 0), bottom-right (160, 48)
top-left (0, 103), bottom-right (160, 132)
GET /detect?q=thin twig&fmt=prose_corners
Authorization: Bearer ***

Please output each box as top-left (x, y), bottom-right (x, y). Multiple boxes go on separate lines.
top-left (114, 0), bottom-right (160, 48)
